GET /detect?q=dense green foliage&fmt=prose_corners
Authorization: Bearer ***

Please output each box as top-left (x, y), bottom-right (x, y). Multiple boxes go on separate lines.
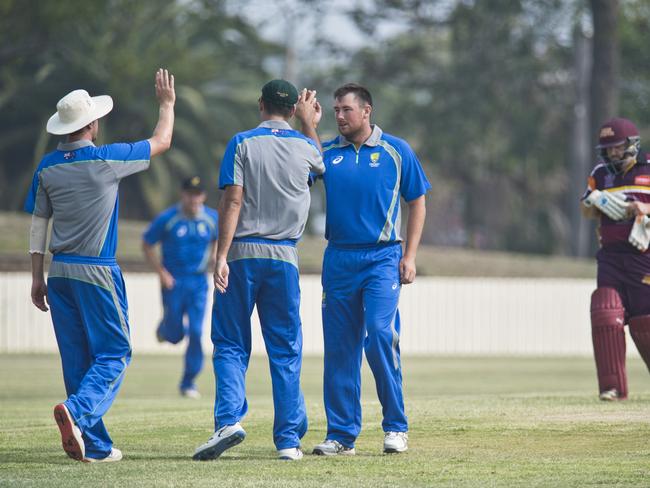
top-left (0, 0), bottom-right (275, 217)
top-left (2, 0), bottom-right (650, 254)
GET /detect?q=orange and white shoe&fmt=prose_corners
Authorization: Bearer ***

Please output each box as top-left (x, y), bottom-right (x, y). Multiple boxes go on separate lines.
top-left (53, 403), bottom-right (85, 461)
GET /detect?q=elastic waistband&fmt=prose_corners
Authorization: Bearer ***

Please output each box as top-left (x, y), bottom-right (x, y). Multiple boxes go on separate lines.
top-left (327, 241), bottom-right (401, 251)
top-left (52, 254), bottom-right (117, 266)
top-left (233, 237), bottom-right (297, 247)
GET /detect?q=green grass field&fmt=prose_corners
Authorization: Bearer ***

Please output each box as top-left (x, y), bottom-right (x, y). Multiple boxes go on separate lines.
top-left (2, 355), bottom-right (650, 487)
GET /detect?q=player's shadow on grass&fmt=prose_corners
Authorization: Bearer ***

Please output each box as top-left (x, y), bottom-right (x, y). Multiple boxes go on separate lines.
top-left (128, 448), bottom-right (276, 462)
top-left (0, 451), bottom-right (87, 465)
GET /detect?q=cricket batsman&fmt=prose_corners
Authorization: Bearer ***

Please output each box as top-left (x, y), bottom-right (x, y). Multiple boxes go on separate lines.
top-left (581, 117), bottom-right (650, 400)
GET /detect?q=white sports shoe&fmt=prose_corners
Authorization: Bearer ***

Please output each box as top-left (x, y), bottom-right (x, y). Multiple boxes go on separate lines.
top-left (277, 447), bottom-right (304, 460)
top-left (53, 403), bottom-right (85, 461)
top-left (312, 439), bottom-right (356, 456)
top-left (180, 388), bottom-right (201, 399)
top-left (193, 422), bottom-right (246, 460)
top-left (383, 432), bottom-right (408, 453)
top-left (599, 389), bottom-right (620, 401)
top-left (84, 448), bottom-right (123, 463)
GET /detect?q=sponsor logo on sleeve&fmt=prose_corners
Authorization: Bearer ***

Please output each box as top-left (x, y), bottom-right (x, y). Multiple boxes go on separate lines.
top-left (635, 175), bottom-right (650, 186)
top-left (63, 152), bottom-right (74, 160)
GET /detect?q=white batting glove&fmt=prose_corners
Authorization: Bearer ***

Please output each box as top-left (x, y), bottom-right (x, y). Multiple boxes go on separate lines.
top-left (629, 215), bottom-right (650, 252)
top-left (583, 189), bottom-right (630, 221)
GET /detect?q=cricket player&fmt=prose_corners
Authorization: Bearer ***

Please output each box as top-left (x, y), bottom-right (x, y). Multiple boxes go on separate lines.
top-left (25, 69), bottom-right (175, 462)
top-left (142, 176), bottom-right (218, 399)
top-left (581, 117), bottom-right (650, 401)
top-left (193, 80), bottom-right (324, 461)
top-left (300, 83), bottom-right (430, 455)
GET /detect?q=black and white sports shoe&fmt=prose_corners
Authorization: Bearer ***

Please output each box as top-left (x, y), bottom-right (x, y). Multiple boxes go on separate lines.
top-left (312, 439), bottom-right (355, 456)
top-left (193, 422), bottom-right (246, 460)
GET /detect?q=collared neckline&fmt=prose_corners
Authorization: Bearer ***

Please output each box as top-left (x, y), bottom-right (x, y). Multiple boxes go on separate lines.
top-left (258, 120), bottom-right (293, 130)
top-left (338, 124), bottom-right (383, 148)
top-left (177, 203), bottom-right (206, 220)
top-left (57, 140), bottom-right (95, 151)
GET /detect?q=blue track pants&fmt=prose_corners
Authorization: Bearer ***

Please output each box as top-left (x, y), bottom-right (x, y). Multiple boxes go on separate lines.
top-left (211, 244), bottom-right (307, 450)
top-left (321, 243), bottom-right (407, 448)
top-left (158, 274), bottom-right (208, 390)
top-left (47, 255), bottom-right (131, 460)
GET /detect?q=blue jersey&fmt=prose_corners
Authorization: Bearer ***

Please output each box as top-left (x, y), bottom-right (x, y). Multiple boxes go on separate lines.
top-left (321, 125), bottom-right (431, 246)
top-left (143, 205), bottom-right (218, 276)
top-left (24, 139), bottom-right (150, 258)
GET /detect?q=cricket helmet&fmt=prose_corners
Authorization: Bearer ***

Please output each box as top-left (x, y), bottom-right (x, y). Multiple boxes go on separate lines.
top-left (597, 117), bottom-right (641, 173)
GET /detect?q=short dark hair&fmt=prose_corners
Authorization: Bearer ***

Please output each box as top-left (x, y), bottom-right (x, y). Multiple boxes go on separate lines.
top-left (334, 83), bottom-right (373, 107)
top-left (262, 99), bottom-right (294, 119)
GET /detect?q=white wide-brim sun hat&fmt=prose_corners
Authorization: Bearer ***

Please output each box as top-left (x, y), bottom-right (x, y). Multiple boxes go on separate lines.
top-left (46, 89), bottom-right (113, 135)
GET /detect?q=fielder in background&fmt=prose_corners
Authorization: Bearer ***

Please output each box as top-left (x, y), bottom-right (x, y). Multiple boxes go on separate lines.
top-left (193, 80), bottom-right (324, 461)
top-left (25, 69), bottom-right (176, 462)
top-left (581, 117), bottom-right (650, 401)
top-left (142, 176), bottom-right (218, 399)
top-left (298, 83), bottom-right (430, 455)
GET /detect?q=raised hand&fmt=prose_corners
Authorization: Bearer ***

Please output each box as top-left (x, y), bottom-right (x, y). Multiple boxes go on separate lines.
top-left (296, 89), bottom-right (321, 128)
top-left (155, 68), bottom-right (176, 106)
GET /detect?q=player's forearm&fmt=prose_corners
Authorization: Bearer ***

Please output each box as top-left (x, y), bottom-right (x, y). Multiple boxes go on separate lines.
top-left (404, 196), bottom-right (426, 259)
top-left (142, 242), bottom-right (165, 274)
top-left (216, 188), bottom-right (243, 261)
top-left (300, 123), bottom-right (322, 153)
top-left (149, 103), bottom-right (175, 157)
top-left (31, 252), bottom-right (45, 281)
top-left (630, 201), bottom-right (650, 216)
top-left (29, 214), bottom-right (49, 254)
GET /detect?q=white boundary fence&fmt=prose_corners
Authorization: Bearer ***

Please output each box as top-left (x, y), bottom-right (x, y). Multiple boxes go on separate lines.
top-left (0, 272), bottom-right (636, 356)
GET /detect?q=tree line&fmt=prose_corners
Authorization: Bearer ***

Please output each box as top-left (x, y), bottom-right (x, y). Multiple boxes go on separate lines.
top-left (1, 0), bottom-right (648, 256)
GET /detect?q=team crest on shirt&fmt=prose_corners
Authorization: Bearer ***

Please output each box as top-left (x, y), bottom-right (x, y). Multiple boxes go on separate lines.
top-left (642, 275), bottom-right (650, 286)
top-left (197, 222), bottom-right (208, 236)
top-left (63, 152), bottom-right (74, 160)
top-left (176, 225), bottom-right (188, 238)
top-left (369, 152), bottom-right (381, 167)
